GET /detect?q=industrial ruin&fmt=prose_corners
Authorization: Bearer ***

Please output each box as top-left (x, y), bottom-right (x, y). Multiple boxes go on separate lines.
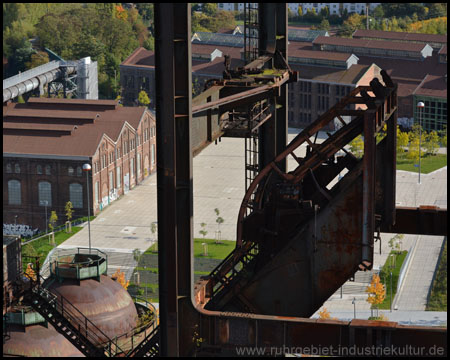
top-left (3, 3), bottom-right (447, 357)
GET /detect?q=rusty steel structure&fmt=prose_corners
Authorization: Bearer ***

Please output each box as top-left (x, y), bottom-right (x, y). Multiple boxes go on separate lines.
top-left (3, 3), bottom-right (446, 358)
top-left (152, 3), bottom-right (447, 357)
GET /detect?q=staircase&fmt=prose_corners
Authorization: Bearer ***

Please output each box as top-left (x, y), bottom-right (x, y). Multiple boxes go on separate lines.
top-left (26, 280), bottom-right (125, 357)
top-left (127, 325), bottom-right (160, 357)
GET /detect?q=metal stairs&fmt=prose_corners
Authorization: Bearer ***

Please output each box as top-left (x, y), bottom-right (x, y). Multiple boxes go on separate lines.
top-left (25, 279), bottom-right (125, 357)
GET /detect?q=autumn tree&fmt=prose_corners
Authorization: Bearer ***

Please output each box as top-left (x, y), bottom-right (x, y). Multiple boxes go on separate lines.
top-left (397, 127), bottom-right (409, 155)
top-left (349, 135), bottom-right (364, 158)
top-left (24, 263), bottom-right (37, 281)
top-left (65, 201), bottom-right (74, 233)
top-left (138, 90), bottom-right (150, 107)
top-left (366, 274), bottom-right (386, 313)
top-left (424, 130), bottom-right (440, 155)
top-left (214, 208), bottom-right (224, 244)
top-left (111, 268), bottom-right (130, 289)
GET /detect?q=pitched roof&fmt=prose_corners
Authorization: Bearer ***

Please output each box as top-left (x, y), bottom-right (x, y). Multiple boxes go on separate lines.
top-left (413, 74), bottom-right (447, 98)
top-left (352, 29), bottom-right (447, 44)
top-left (313, 36), bottom-right (430, 53)
top-left (290, 63), bottom-right (376, 85)
top-left (3, 98), bottom-right (149, 157)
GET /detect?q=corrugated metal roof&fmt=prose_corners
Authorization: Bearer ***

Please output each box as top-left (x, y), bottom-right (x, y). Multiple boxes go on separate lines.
top-left (353, 29), bottom-right (447, 44)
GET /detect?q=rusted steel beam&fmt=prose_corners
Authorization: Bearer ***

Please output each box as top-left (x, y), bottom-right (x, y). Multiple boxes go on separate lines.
top-left (155, 3), bottom-right (193, 357)
top-left (361, 110), bottom-right (376, 269)
top-left (193, 308), bottom-right (447, 356)
top-left (381, 206), bottom-right (447, 236)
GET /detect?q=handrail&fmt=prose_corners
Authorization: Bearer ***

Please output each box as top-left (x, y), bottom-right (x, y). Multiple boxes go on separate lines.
top-left (25, 273), bottom-right (126, 356)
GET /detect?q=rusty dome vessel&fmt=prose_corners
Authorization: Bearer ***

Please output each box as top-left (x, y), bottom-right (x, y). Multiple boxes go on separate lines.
top-left (4, 247), bottom-right (141, 357)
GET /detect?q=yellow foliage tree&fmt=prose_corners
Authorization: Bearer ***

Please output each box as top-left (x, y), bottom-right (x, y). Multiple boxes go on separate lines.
top-left (24, 263), bottom-right (37, 281)
top-left (366, 274), bottom-right (386, 308)
top-left (111, 268), bottom-right (129, 290)
top-left (318, 307), bottom-right (331, 319)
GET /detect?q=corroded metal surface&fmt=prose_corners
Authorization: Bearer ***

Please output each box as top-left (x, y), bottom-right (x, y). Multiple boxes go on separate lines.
top-left (3, 323), bottom-right (84, 357)
top-left (44, 274), bottom-right (138, 341)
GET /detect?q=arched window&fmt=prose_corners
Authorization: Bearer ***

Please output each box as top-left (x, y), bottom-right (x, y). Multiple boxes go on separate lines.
top-left (8, 180), bottom-right (21, 205)
top-left (69, 183), bottom-right (83, 208)
top-left (6, 163), bottom-right (12, 173)
top-left (38, 181), bottom-right (52, 206)
top-left (45, 165), bottom-right (51, 175)
top-left (14, 163), bottom-right (20, 174)
top-left (76, 166), bottom-right (82, 177)
top-left (37, 165), bottom-right (43, 175)
top-left (68, 167), bottom-right (74, 176)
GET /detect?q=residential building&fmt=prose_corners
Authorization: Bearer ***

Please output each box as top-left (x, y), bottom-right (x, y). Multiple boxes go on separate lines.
top-left (3, 98), bottom-right (156, 232)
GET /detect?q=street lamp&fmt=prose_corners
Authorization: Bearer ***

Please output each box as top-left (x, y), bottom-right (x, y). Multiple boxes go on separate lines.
top-left (83, 163), bottom-right (92, 253)
top-left (390, 271), bottom-right (393, 312)
top-left (352, 297), bottom-right (356, 319)
top-left (417, 102), bottom-right (425, 184)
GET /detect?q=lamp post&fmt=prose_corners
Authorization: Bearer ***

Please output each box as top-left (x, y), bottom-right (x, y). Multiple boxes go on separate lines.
top-left (83, 163), bottom-right (92, 253)
top-left (417, 102), bottom-right (425, 184)
top-left (352, 297), bottom-right (356, 319)
top-left (390, 271), bottom-right (393, 312)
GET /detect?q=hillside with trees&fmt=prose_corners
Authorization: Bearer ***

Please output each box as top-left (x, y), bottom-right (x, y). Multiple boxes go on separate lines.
top-left (3, 3), bottom-right (154, 99)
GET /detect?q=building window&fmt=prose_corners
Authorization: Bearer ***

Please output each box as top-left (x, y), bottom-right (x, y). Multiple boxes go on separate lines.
top-left (6, 163), bottom-right (12, 173)
top-left (152, 144), bottom-right (156, 165)
top-left (130, 157), bottom-right (135, 177)
top-left (8, 180), bottom-right (21, 205)
top-left (68, 167), bottom-right (74, 176)
top-left (117, 166), bottom-right (121, 188)
top-left (45, 165), bottom-right (51, 175)
top-left (109, 170), bottom-right (114, 189)
top-left (137, 153), bottom-right (141, 177)
top-left (77, 166), bottom-right (82, 177)
top-left (14, 163), bottom-right (20, 174)
top-left (38, 181), bottom-right (52, 206)
top-left (69, 183), bottom-right (83, 208)
top-left (37, 165), bottom-right (43, 175)
top-left (95, 181), bottom-right (99, 204)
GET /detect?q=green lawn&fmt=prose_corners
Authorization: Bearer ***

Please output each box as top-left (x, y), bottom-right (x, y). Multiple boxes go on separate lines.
top-left (376, 250), bottom-right (408, 310)
top-left (145, 238), bottom-right (235, 260)
top-left (397, 153), bottom-right (447, 174)
top-left (427, 241), bottom-right (447, 311)
top-left (21, 227), bottom-right (83, 270)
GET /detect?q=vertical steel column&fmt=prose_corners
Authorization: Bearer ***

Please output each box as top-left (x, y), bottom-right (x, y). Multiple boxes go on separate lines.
top-left (275, 2), bottom-right (288, 173)
top-left (362, 111), bottom-right (376, 264)
top-left (155, 3), bottom-right (193, 357)
top-left (384, 99), bottom-right (397, 227)
top-left (258, 3), bottom-right (288, 172)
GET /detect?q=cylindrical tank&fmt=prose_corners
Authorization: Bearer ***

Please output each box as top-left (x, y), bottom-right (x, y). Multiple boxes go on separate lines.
top-left (3, 322), bottom-right (84, 357)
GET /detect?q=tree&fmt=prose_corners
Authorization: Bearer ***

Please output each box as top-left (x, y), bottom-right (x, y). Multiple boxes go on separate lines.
top-left (24, 263), bottom-right (37, 281)
top-left (349, 135), bottom-right (364, 158)
top-left (339, 13), bottom-right (364, 37)
top-left (366, 274), bottom-right (386, 312)
top-left (65, 201), bottom-right (74, 233)
top-left (318, 307), bottom-right (331, 319)
top-left (202, 3), bottom-right (217, 17)
top-left (388, 234), bottom-right (404, 254)
top-left (317, 19), bottom-right (330, 31)
top-left (111, 268), bottom-right (129, 289)
top-left (424, 130), bottom-right (440, 156)
top-left (297, 6), bottom-right (303, 18)
top-left (214, 208), bottom-right (224, 244)
top-left (138, 90), bottom-right (150, 107)
top-left (25, 51), bottom-right (50, 70)
top-left (199, 222), bottom-right (208, 239)
top-left (407, 137), bottom-right (420, 163)
top-left (48, 211), bottom-right (58, 233)
top-left (397, 128), bottom-right (409, 155)
top-left (65, 201), bottom-right (74, 222)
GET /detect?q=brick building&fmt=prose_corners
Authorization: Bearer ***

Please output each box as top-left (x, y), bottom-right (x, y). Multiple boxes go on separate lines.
top-left (3, 98), bottom-right (156, 233)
